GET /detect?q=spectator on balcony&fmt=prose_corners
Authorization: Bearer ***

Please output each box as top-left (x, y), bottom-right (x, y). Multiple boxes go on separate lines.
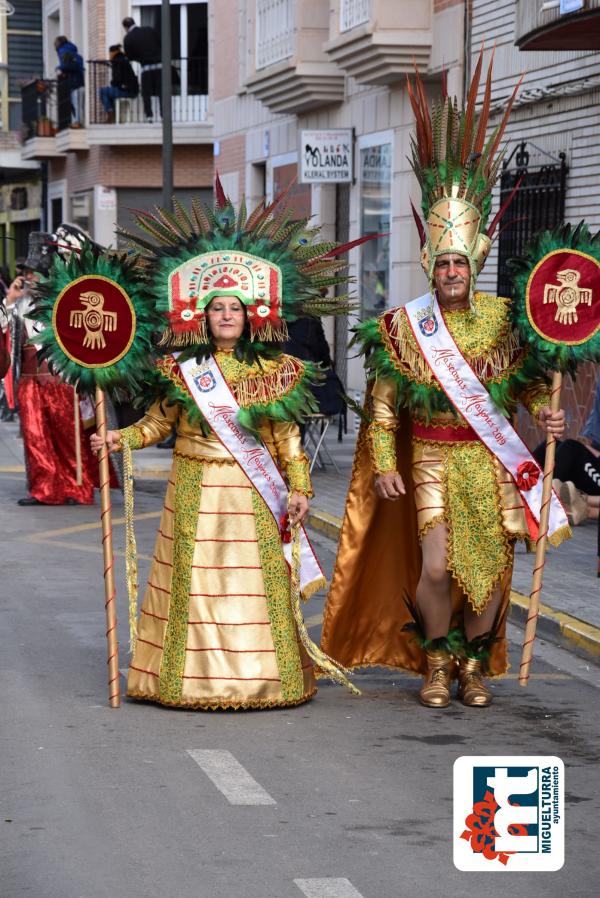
top-left (54, 35), bottom-right (85, 128)
top-left (99, 44), bottom-right (139, 124)
top-left (122, 16), bottom-right (162, 123)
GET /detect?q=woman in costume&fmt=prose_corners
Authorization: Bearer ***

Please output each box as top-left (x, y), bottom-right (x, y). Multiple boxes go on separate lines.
top-left (91, 186), bottom-right (359, 710)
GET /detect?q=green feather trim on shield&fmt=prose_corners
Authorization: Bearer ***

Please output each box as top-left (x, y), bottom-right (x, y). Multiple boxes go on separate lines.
top-left (28, 242), bottom-right (160, 396)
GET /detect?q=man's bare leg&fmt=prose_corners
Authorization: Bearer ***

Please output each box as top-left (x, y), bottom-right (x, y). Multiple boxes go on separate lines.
top-left (464, 584), bottom-right (503, 641)
top-left (415, 522), bottom-right (453, 639)
top-left (415, 523), bottom-right (454, 707)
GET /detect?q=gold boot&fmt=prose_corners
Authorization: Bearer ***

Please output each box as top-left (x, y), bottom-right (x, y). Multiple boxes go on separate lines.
top-left (419, 649), bottom-right (452, 708)
top-left (457, 657), bottom-right (492, 707)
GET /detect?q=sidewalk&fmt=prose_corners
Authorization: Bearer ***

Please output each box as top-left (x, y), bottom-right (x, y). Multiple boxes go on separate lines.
top-left (2, 416), bottom-right (598, 662)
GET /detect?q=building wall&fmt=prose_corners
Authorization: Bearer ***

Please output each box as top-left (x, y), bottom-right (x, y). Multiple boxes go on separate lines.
top-left (471, 0), bottom-right (600, 294)
top-left (212, 0), bottom-right (465, 392)
top-left (470, 0), bottom-right (600, 437)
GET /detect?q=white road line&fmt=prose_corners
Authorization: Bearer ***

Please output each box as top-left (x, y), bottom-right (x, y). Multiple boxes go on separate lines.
top-left (186, 749), bottom-right (276, 805)
top-left (294, 879), bottom-right (365, 898)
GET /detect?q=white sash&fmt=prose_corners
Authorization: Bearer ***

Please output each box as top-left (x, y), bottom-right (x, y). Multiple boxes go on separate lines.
top-left (404, 293), bottom-right (568, 540)
top-left (177, 353), bottom-right (324, 593)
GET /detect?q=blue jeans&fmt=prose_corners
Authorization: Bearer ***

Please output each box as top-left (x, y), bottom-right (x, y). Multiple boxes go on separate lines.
top-left (99, 85), bottom-right (137, 114)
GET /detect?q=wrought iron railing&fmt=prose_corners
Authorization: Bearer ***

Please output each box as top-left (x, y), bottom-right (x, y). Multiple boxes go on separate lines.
top-left (86, 57), bottom-right (208, 125)
top-left (20, 78), bottom-right (73, 137)
top-left (497, 141), bottom-right (567, 298)
top-left (340, 0), bottom-right (371, 32)
top-left (256, 0), bottom-right (295, 69)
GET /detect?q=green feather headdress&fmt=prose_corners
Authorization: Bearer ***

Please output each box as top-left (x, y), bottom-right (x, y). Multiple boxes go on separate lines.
top-left (117, 177), bottom-right (373, 360)
top-left (408, 49), bottom-right (523, 299)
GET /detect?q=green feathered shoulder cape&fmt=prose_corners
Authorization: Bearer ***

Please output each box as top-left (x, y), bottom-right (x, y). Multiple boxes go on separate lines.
top-left (138, 351), bottom-right (321, 435)
top-left (354, 292), bottom-right (549, 421)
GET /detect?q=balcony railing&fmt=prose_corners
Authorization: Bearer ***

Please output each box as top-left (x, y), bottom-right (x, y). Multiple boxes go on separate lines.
top-left (20, 79), bottom-right (74, 139)
top-left (87, 57), bottom-right (208, 125)
top-left (340, 0), bottom-right (370, 32)
top-left (256, 0), bottom-right (295, 70)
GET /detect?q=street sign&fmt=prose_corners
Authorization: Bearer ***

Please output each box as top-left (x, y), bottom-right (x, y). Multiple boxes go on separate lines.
top-left (300, 129), bottom-right (353, 183)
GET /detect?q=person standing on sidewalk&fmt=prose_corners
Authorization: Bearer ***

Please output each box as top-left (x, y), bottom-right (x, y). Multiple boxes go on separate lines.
top-left (5, 232), bottom-right (96, 506)
top-left (321, 55), bottom-right (570, 709)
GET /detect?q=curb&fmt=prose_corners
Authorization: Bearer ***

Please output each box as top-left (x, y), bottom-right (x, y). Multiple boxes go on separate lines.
top-left (307, 506), bottom-right (600, 666)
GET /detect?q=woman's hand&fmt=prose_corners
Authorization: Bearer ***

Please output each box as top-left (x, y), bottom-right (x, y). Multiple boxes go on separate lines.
top-left (374, 471), bottom-right (406, 501)
top-left (90, 429), bottom-right (122, 455)
top-left (288, 492), bottom-right (309, 526)
top-left (538, 407), bottom-right (565, 439)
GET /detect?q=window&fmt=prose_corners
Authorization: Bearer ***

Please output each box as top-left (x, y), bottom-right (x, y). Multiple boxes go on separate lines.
top-left (359, 137), bottom-right (391, 319)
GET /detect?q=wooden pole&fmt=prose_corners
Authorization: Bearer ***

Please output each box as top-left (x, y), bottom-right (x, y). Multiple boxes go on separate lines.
top-left (519, 369), bottom-right (563, 686)
top-left (73, 386), bottom-right (82, 486)
top-left (95, 386), bottom-right (120, 707)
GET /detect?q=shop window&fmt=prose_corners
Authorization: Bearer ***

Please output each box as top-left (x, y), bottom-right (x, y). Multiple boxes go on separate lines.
top-left (359, 141), bottom-right (391, 319)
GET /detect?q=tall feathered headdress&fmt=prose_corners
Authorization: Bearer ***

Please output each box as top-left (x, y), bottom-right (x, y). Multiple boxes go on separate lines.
top-left (408, 48), bottom-right (523, 304)
top-left (118, 177), bottom-right (375, 352)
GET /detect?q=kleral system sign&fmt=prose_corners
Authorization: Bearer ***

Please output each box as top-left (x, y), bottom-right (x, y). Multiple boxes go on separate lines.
top-left (300, 129), bottom-right (353, 183)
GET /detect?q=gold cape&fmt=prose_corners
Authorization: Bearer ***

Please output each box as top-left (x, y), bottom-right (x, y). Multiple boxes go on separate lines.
top-left (320, 407), bottom-right (511, 678)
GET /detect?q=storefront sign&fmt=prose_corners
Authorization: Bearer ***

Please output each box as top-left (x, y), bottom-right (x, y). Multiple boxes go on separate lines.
top-left (300, 130), bottom-right (353, 183)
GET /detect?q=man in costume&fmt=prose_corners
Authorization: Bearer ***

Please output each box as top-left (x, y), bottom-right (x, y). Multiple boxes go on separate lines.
top-left (5, 231), bottom-right (97, 505)
top-left (320, 55), bottom-right (570, 708)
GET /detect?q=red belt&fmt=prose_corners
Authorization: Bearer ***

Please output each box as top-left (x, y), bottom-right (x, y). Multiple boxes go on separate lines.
top-left (412, 421), bottom-right (479, 442)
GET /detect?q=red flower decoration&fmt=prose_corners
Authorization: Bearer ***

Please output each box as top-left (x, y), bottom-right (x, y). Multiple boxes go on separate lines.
top-left (279, 512), bottom-right (292, 544)
top-left (167, 297), bottom-right (205, 336)
top-left (515, 460), bottom-right (541, 492)
top-left (247, 301), bottom-right (283, 334)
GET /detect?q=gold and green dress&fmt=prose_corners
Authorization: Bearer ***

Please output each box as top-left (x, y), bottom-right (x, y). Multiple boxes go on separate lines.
top-left (321, 293), bottom-right (570, 676)
top-left (120, 350), bottom-right (324, 710)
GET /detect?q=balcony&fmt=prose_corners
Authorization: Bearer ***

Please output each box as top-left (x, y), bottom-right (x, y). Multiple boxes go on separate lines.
top-left (19, 80), bottom-right (66, 160)
top-left (245, 0), bottom-right (345, 115)
top-left (85, 58), bottom-right (211, 145)
top-left (325, 0), bottom-right (432, 86)
top-left (516, 0), bottom-right (600, 50)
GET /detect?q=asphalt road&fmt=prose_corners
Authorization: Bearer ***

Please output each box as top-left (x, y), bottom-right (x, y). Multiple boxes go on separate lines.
top-left (2, 473), bottom-right (599, 898)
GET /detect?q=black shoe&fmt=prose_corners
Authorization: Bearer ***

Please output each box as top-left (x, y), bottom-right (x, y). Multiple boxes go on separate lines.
top-left (17, 496), bottom-right (45, 506)
top-left (157, 433), bottom-right (176, 449)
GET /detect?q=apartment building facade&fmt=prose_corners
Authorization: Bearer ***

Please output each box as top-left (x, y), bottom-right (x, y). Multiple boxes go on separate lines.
top-left (0, 0), bottom-right (43, 271)
top-left (470, 0), bottom-right (600, 440)
top-left (211, 0), bottom-right (466, 391)
top-left (18, 0), bottom-right (213, 249)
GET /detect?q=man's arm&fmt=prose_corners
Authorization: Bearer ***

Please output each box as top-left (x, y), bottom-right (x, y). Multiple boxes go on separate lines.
top-left (368, 376), bottom-right (406, 500)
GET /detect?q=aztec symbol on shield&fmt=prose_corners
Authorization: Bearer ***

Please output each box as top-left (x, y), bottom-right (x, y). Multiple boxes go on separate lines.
top-left (194, 370), bottom-right (217, 393)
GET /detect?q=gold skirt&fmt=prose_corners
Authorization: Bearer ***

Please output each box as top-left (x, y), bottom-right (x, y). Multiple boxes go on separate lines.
top-left (127, 457), bottom-right (315, 709)
top-left (412, 438), bottom-right (529, 611)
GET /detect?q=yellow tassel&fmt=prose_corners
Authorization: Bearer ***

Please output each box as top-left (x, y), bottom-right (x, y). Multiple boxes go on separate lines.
top-left (232, 356), bottom-right (302, 407)
top-left (289, 516), bottom-right (360, 696)
top-left (252, 319), bottom-right (289, 344)
top-left (121, 442), bottom-right (139, 654)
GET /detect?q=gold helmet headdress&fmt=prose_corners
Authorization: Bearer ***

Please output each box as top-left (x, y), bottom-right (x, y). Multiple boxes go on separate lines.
top-left (408, 49), bottom-right (523, 305)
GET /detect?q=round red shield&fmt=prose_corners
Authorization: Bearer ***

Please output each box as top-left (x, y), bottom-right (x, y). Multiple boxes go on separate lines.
top-left (525, 249), bottom-right (600, 346)
top-left (52, 275), bottom-right (136, 368)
